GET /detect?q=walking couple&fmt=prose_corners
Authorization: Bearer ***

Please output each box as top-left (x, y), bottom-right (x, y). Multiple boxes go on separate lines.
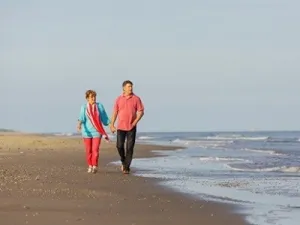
top-left (77, 80), bottom-right (144, 174)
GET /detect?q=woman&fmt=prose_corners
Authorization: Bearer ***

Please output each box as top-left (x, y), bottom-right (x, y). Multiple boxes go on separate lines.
top-left (77, 90), bottom-right (110, 173)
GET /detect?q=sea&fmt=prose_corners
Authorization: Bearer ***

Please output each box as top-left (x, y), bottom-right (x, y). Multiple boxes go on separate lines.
top-left (55, 131), bottom-right (300, 225)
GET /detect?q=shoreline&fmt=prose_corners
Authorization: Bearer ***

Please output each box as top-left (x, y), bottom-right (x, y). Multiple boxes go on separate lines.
top-left (0, 134), bottom-right (249, 225)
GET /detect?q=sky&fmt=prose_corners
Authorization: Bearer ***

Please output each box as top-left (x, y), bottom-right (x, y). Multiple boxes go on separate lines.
top-left (1, 0), bottom-right (300, 132)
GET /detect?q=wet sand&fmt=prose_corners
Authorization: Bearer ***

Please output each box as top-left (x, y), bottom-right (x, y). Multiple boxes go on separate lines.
top-left (0, 134), bottom-right (248, 225)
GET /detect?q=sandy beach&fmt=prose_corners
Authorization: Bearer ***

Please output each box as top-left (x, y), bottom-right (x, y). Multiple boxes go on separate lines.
top-left (0, 133), bottom-right (248, 225)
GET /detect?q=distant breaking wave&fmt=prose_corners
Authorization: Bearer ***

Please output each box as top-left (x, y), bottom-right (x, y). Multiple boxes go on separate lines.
top-left (171, 138), bottom-right (232, 148)
top-left (266, 137), bottom-right (300, 143)
top-left (206, 135), bottom-right (268, 141)
top-left (242, 148), bottom-right (284, 156)
top-left (53, 132), bottom-right (77, 136)
top-left (226, 164), bottom-right (300, 173)
top-left (137, 136), bottom-right (155, 140)
top-left (207, 135), bottom-right (300, 143)
top-left (169, 136), bottom-right (300, 145)
top-left (199, 157), bottom-right (250, 162)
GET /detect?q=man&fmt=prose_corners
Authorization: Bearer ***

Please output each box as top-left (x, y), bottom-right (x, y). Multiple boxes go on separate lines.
top-left (110, 80), bottom-right (144, 174)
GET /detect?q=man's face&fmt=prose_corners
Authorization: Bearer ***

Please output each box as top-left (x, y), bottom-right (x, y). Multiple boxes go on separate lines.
top-left (87, 94), bottom-right (96, 104)
top-left (123, 83), bottom-right (133, 94)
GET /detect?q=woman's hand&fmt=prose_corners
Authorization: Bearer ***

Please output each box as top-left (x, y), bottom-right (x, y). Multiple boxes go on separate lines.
top-left (77, 122), bottom-right (82, 132)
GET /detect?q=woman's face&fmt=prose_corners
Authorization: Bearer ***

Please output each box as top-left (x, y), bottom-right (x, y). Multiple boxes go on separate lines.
top-left (87, 94), bottom-right (96, 104)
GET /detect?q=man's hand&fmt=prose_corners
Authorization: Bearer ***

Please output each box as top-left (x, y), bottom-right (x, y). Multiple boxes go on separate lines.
top-left (110, 124), bottom-right (117, 133)
top-left (131, 121), bottom-right (137, 128)
top-left (110, 111), bottom-right (118, 134)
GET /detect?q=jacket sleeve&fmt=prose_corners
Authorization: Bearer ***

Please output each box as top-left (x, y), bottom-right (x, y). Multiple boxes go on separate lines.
top-left (98, 103), bottom-right (110, 126)
top-left (78, 105), bottom-right (86, 123)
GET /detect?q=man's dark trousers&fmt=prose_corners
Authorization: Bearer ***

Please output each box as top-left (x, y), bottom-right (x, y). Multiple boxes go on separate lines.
top-left (116, 126), bottom-right (137, 171)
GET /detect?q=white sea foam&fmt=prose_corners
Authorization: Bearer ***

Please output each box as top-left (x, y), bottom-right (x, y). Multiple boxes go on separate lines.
top-left (206, 135), bottom-right (268, 141)
top-left (138, 136), bottom-right (155, 140)
top-left (199, 156), bottom-right (249, 162)
top-left (242, 148), bottom-right (284, 156)
top-left (226, 164), bottom-right (300, 173)
top-left (171, 138), bottom-right (232, 148)
top-left (54, 132), bottom-right (76, 136)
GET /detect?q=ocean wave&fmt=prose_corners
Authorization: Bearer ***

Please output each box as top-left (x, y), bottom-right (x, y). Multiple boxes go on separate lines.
top-left (138, 136), bottom-right (155, 140)
top-left (175, 134), bottom-right (300, 144)
top-left (242, 148), bottom-right (284, 156)
top-left (53, 132), bottom-right (77, 136)
top-left (172, 138), bottom-right (232, 148)
top-left (206, 135), bottom-right (268, 141)
top-left (226, 164), bottom-right (300, 173)
top-left (199, 157), bottom-right (249, 162)
top-left (52, 133), bottom-right (115, 139)
top-left (266, 137), bottom-right (300, 143)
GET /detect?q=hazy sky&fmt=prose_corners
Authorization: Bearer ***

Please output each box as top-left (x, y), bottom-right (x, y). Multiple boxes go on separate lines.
top-left (1, 0), bottom-right (299, 132)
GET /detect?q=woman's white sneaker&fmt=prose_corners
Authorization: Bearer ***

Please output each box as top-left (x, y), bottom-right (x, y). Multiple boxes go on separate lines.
top-left (87, 166), bottom-right (93, 173)
top-left (92, 166), bottom-right (97, 173)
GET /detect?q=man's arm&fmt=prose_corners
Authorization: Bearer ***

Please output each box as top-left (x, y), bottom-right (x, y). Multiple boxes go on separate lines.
top-left (132, 111), bottom-right (144, 127)
top-left (110, 111), bottom-right (118, 127)
top-left (132, 97), bottom-right (144, 127)
top-left (110, 98), bottom-right (119, 132)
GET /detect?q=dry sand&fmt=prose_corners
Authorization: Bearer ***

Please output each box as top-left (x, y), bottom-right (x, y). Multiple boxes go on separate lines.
top-left (0, 133), bottom-right (248, 225)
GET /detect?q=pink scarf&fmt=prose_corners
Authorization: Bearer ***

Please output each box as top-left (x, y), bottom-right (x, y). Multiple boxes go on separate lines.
top-left (86, 103), bottom-right (109, 140)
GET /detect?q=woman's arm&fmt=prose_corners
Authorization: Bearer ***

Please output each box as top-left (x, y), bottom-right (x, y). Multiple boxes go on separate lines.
top-left (79, 105), bottom-right (86, 122)
top-left (98, 103), bottom-right (110, 126)
top-left (77, 105), bottom-right (86, 130)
